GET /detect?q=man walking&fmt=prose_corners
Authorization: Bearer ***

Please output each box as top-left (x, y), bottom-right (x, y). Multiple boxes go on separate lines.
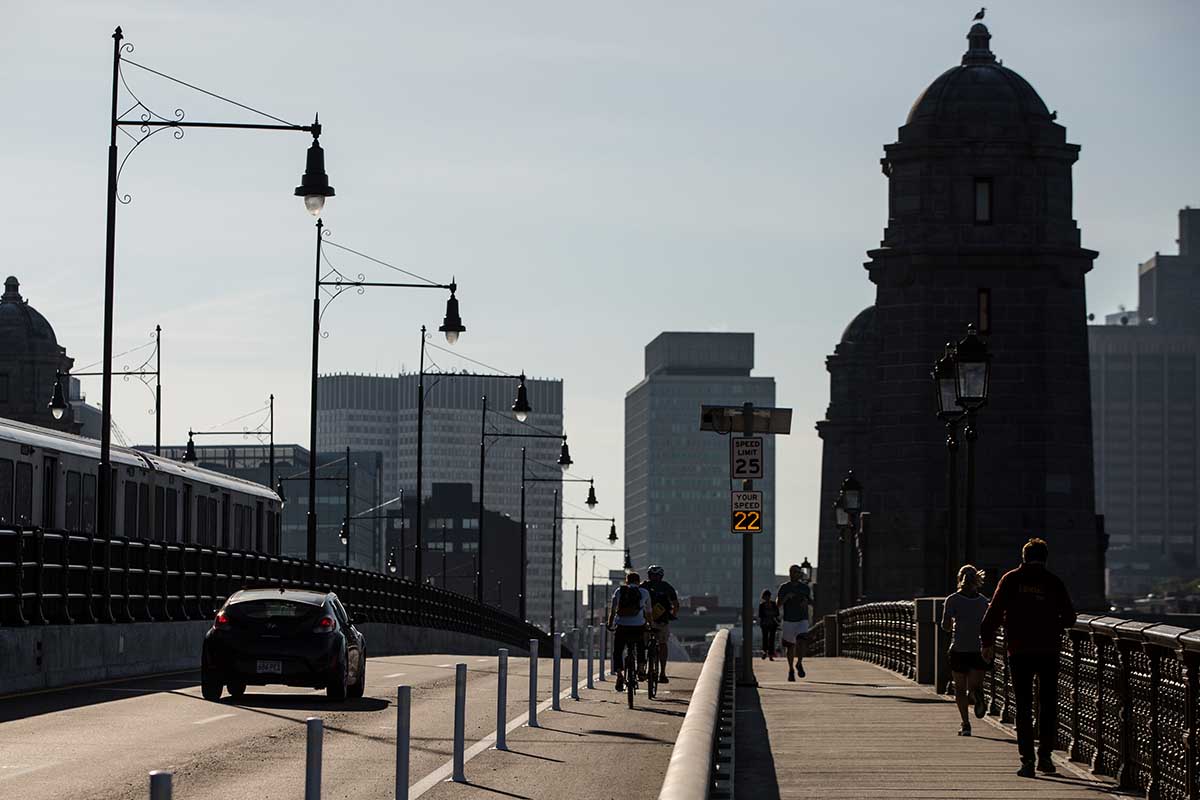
top-left (980, 538), bottom-right (1076, 778)
top-left (776, 564), bottom-right (812, 682)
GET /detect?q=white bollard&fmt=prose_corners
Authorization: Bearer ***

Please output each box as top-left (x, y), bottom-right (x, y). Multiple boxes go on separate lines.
top-left (452, 664), bottom-right (467, 782)
top-left (552, 632), bottom-right (563, 711)
top-left (570, 628), bottom-right (580, 701)
top-left (586, 626), bottom-right (595, 689)
top-left (495, 649), bottom-right (509, 750)
top-left (395, 686), bottom-right (411, 800)
top-left (528, 638), bottom-right (540, 728)
top-left (305, 717), bottom-right (323, 800)
top-left (600, 622), bottom-right (608, 682)
top-left (149, 770), bottom-right (172, 800)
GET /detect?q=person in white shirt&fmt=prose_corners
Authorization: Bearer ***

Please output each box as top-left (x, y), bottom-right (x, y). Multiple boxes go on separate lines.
top-left (607, 571), bottom-right (651, 692)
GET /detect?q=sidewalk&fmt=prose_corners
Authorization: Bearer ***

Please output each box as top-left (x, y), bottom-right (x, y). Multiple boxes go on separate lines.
top-left (736, 657), bottom-right (1130, 799)
top-left (420, 662), bottom-right (700, 800)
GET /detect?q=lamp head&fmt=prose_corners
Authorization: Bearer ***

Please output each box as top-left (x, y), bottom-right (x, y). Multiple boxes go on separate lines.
top-left (294, 120), bottom-right (335, 216)
top-left (585, 482), bottom-right (598, 509)
top-left (339, 522), bottom-right (349, 546)
top-left (183, 432), bottom-right (197, 464)
top-left (608, 523), bottom-right (618, 544)
top-left (953, 324), bottom-right (991, 410)
top-left (48, 370), bottom-right (68, 421)
top-left (839, 470), bottom-right (863, 513)
top-left (557, 438), bottom-right (573, 469)
top-left (387, 549), bottom-right (397, 574)
top-left (275, 478), bottom-right (287, 504)
top-left (511, 373), bottom-right (532, 422)
top-left (438, 283), bottom-right (466, 344)
top-left (932, 344), bottom-right (960, 420)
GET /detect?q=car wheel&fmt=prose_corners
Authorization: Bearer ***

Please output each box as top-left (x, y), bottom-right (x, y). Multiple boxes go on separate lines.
top-left (326, 657), bottom-right (348, 702)
top-left (201, 668), bottom-right (223, 702)
top-left (347, 654), bottom-right (366, 700)
top-left (226, 681), bottom-right (246, 700)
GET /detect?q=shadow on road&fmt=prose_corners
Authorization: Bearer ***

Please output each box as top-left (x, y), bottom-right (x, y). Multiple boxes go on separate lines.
top-left (734, 684), bottom-right (781, 800)
top-left (230, 693), bottom-right (389, 712)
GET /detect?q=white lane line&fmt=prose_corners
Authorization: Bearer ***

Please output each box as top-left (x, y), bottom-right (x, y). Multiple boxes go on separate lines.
top-left (384, 672), bottom-right (406, 679)
top-left (475, 658), bottom-right (489, 662)
top-left (193, 713), bottom-right (236, 725)
top-left (0, 764), bottom-right (53, 781)
top-left (436, 663), bottom-right (453, 668)
top-left (408, 672), bottom-right (597, 799)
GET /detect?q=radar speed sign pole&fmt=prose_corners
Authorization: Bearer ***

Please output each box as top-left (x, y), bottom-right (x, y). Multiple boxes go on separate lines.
top-left (739, 401), bottom-right (756, 686)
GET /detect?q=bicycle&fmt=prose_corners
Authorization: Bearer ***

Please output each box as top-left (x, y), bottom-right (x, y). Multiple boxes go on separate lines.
top-left (623, 637), bottom-right (638, 709)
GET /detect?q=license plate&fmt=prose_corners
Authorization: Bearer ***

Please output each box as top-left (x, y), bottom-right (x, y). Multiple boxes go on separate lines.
top-left (256, 660), bottom-right (282, 674)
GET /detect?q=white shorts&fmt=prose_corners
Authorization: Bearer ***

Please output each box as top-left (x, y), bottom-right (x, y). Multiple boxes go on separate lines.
top-left (781, 620), bottom-right (810, 644)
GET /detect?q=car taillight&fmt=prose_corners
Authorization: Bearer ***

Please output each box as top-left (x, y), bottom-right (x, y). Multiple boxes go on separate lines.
top-left (313, 616), bottom-right (336, 633)
top-left (214, 611), bottom-right (231, 630)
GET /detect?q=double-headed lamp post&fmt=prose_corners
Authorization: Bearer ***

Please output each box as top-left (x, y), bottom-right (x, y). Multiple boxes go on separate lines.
top-left (931, 324), bottom-right (991, 573)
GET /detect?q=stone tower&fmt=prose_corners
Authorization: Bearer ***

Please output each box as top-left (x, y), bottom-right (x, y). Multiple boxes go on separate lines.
top-left (816, 23), bottom-right (1104, 614)
top-left (0, 276), bottom-right (79, 433)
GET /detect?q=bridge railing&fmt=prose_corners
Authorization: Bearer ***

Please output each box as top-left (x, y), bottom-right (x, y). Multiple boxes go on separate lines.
top-left (0, 526), bottom-right (554, 652)
top-left (818, 599), bottom-right (1200, 799)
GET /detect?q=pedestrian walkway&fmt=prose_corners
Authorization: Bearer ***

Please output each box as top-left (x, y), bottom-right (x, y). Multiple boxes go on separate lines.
top-left (736, 657), bottom-right (1131, 799)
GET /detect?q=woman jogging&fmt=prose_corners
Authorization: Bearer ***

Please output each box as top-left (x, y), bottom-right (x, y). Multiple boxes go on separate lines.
top-left (758, 589), bottom-right (780, 660)
top-left (941, 565), bottom-right (990, 736)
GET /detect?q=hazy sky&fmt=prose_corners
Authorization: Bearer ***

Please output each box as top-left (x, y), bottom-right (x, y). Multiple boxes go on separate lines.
top-left (4, 1), bottom-right (1197, 585)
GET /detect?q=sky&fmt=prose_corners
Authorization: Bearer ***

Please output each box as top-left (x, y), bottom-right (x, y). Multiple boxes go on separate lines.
top-left (3, 1), bottom-right (1198, 587)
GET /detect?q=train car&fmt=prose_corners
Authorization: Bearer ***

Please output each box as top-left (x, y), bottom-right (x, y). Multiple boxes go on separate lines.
top-left (0, 416), bottom-right (282, 553)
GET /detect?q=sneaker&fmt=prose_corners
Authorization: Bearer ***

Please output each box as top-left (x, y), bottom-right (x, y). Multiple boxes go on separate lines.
top-left (659, 675), bottom-right (669, 684)
top-left (761, 652), bottom-right (767, 660)
top-left (637, 669), bottom-right (647, 682)
top-left (1017, 761), bottom-right (1036, 779)
top-left (768, 654), bottom-right (774, 661)
top-left (957, 723), bottom-right (971, 737)
top-left (797, 664), bottom-right (806, 678)
top-left (1037, 756), bottom-right (1056, 775)
top-left (615, 676), bottom-right (624, 692)
top-left (787, 670), bottom-right (796, 682)
top-left (973, 686), bottom-right (987, 718)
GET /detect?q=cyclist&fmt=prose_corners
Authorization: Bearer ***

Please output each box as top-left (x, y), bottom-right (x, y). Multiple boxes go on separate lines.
top-left (608, 570), bottom-right (650, 692)
top-left (642, 565), bottom-right (680, 683)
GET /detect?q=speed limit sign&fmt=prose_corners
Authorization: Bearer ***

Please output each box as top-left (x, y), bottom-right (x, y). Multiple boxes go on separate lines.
top-left (731, 437), bottom-right (763, 480)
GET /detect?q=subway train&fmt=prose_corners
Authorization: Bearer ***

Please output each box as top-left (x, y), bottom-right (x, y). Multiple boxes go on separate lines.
top-left (0, 417), bottom-right (281, 552)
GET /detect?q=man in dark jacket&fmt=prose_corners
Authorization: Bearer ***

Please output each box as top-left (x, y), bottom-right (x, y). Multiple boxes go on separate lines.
top-left (980, 537), bottom-right (1076, 778)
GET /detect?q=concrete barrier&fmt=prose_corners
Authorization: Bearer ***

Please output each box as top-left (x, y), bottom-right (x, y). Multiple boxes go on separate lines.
top-left (0, 621), bottom-right (530, 696)
top-left (658, 628), bottom-right (729, 800)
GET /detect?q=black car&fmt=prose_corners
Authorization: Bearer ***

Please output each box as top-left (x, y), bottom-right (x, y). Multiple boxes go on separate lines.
top-left (201, 588), bottom-right (367, 702)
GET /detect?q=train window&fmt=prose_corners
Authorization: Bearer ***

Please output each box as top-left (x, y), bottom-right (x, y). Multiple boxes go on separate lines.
top-left (182, 485), bottom-right (193, 543)
top-left (42, 457), bottom-right (58, 528)
top-left (221, 493), bottom-right (231, 549)
top-left (0, 459), bottom-right (13, 524)
top-left (197, 496), bottom-right (208, 546)
top-left (208, 497), bottom-right (218, 545)
top-left (124, 482), bottom-right (138, 537)
top-left (65, 471), bottom-right (81, 531)
top-left (154, 486), bottom-right (165, 541)
top-left (256, 501), bottom-right (264, 552)
top-left (137, 483), bottom-right (150, 540)
top-left (82, 474), bottom-right (96, 534)
top-left (15, 462), bottom-right (33, 525)
top-left (166, 488), bottom-right (178, 542)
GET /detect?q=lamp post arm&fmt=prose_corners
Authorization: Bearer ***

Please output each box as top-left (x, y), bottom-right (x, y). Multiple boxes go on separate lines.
top-left (116, 119), bottom-right (316, 134)
top-left (318, 280), bottom-right (454, 290)
top-left (485, 432), bottom-right (565, 441)
top-left (561, 517), bottom-right (616, 523)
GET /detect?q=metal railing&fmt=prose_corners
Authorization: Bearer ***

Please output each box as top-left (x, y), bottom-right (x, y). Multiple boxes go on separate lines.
top-left (819, 599), bottom-right (1200, 799)
top-left (0, 526), bottom-right (554, 652)
top-left (659, 628), bottom-right (731, 800)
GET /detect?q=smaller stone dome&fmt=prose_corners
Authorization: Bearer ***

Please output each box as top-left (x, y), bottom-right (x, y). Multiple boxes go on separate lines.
top-left (840, 306), bottom-right (877, 345)
top-left (0, 276), bottom-right (59, 350)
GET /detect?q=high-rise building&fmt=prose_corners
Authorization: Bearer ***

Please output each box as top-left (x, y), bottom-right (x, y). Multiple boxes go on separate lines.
top-left (317, 371), bottom-right (565, 627)
top-left (625, 332), bottom-right (776, 607)
top-left (1090, 208), bottom-right (1200, 598)
top-left (816, 22), bottom-right (1104, 614)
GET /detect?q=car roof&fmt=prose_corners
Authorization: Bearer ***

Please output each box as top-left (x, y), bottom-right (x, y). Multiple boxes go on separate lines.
top-left (227, 588), bottom-right (329, 606)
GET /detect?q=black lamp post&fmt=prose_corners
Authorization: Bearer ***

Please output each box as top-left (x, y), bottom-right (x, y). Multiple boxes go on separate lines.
top-left (524, 473), bottom-right (597, 634)
top-left (182, 395), bottom-right (274, 490)
top-left (568, 517), bottom-right (619, 629)
top-left (310, 265), bottom-right (462, 567)
top-left (99, 26), bottom-right (324, 561)
top-left (834, 470), bottom-right (864, 606)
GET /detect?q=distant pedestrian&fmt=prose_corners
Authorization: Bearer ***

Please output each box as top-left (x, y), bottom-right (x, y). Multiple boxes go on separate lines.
top-left (980, 538), bottom-right (1076, 778)
top-left (776, 564), bottom-right (812, 681)
top-left (941, 564), bottom-right (990, 736)
top-left (758, 589), bottom-right (780, 660)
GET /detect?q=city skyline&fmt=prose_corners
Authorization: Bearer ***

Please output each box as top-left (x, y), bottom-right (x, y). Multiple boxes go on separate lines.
top-left (3, 2), bottom-right (1197, 585)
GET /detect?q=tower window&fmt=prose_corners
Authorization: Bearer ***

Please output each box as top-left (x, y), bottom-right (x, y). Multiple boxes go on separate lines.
top-left (977, 288), bottom-right (992, 334)
top-left (974, 178), bottom-right (992, 224)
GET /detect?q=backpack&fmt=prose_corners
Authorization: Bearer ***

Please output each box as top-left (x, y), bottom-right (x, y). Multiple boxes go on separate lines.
top-left (645, 581), bottom-right (675, 622)
top-left (616, 585), bottom-right (643, 616)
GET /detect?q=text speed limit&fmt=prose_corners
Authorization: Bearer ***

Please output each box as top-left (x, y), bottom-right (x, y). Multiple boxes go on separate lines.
top-left (731, 490), bottom-right (763, 533)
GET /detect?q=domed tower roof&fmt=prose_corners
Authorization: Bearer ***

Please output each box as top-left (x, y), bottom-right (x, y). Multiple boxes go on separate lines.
top-left (903, 23), bottom-right (1053, 139)
top-left (839, 305), bottom-right (877, 345)
top-left (0, 276), bottom-right (60, 352)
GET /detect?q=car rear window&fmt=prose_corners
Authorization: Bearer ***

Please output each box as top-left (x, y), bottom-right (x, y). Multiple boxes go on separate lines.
top-left (228, 600), bottom-right (323, 621)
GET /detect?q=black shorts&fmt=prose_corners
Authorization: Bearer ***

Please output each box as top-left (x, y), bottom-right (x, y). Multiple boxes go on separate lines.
top-left (949, 651), bottom-right (990, 673)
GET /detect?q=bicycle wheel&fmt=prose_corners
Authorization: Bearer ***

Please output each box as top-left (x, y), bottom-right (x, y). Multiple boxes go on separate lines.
top-left (625, 648), bottom-right (637, 707)
top-left (645, 636), bottom-right (658, 700)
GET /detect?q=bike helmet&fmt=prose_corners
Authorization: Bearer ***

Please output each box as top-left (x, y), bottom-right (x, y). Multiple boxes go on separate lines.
top-left (647, 565), bottom-right (665, 580)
